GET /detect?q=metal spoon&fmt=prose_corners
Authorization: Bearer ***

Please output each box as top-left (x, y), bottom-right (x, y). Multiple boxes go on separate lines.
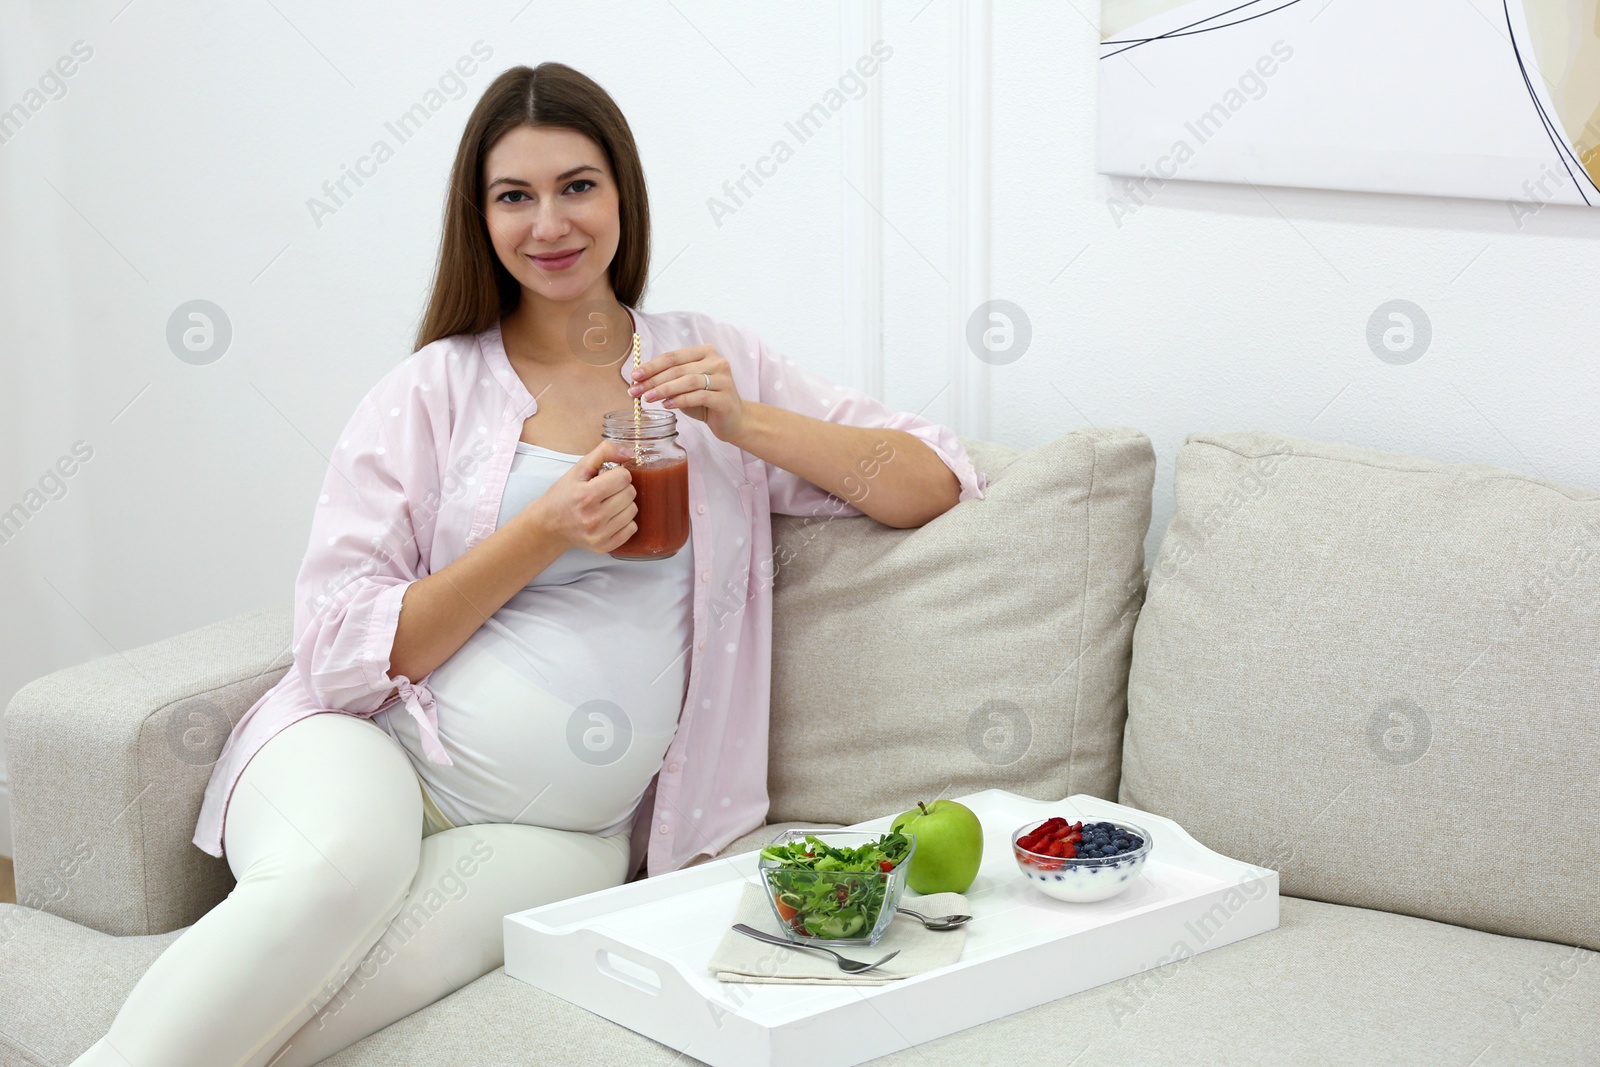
top-left (731, 924), bottom-right (900, 973)
top-left (896, 906), bottom-right (972, 931)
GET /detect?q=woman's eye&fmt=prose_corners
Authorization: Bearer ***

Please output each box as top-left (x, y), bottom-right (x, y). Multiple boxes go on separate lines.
top-left (495, 180), bottom-right (594, 205)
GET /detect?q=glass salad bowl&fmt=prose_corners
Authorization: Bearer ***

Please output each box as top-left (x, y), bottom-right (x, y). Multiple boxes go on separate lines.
top-left (757, 829), bottom-right (917, 946)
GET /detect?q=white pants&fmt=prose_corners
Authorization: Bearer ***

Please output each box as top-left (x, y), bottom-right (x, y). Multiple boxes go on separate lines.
top-left (70, 711), bottom-right (633, 1067)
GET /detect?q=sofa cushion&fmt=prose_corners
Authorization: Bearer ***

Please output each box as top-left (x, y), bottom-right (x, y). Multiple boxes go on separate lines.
top-left (10, 896), bottom-right (1596, 1066)
top-left (3, 603), bottom-right (293, 937)
top-left (0, 904), bottom-right (183, 1065)
top-left (1122, 431), bottom-right (1600, 950)
top-left (314, 897), bottom-right (1600, 1066)
top-left (765, 428), bottom-right (1154, 827)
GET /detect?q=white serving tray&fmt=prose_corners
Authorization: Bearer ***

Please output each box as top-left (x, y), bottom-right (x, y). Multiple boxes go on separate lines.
top-left (504, 789), bottom-right (1279, 1067)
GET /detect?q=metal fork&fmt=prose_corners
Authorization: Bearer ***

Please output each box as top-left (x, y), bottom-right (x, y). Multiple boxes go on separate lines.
top-left (731, 924), bottom-right (900, 973)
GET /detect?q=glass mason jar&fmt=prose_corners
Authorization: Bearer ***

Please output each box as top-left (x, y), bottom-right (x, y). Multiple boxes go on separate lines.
top-left (600, 409), bottom-right (690, 561)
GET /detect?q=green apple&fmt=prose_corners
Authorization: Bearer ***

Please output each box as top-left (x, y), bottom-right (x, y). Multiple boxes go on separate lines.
top-left (890, 799), bottom-right (983, 894)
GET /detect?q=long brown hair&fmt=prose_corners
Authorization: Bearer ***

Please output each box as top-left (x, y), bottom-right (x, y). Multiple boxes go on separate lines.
top-left (413, 63), bottom-right (651, 351)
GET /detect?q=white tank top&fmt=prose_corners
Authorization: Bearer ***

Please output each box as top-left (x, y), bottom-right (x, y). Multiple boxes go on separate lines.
top-left (375, 441), bottom-right (695, 837)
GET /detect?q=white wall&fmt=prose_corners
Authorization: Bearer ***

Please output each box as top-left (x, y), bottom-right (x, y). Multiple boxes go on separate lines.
top-left (4, 1), bottom-right (1599, 854)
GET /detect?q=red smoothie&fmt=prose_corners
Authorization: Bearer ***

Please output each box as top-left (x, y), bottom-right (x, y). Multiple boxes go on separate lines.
top-left (611, 457), bottom-right (689, 560)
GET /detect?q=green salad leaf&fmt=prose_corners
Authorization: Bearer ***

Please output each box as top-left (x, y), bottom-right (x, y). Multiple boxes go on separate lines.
top-left (758, 832), bottom-right (911, 940)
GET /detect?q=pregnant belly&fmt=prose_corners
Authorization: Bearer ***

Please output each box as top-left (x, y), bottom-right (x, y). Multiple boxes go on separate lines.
top-left (388, 634), bottom-right (679, 834)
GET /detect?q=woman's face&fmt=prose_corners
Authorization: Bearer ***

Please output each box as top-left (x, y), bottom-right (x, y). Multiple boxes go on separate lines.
top-left (482, 125), bottom-right (621, 306)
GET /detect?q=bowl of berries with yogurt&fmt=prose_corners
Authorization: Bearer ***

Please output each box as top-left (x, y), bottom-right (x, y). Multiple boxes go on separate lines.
top-left (1012, 817), bottom-right (1151, 903)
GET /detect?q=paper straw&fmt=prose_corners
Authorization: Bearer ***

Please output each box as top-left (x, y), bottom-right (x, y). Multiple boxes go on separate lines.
top-left (630, 332), bottom-right (643, 465)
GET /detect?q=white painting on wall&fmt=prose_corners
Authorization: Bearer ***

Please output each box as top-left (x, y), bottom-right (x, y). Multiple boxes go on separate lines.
top-left (1097, 0), bottom-right (1600, 214)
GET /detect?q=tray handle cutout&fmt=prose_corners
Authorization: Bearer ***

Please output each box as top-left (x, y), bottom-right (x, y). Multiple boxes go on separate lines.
top-left (595, 947), bottom-right (664, 995)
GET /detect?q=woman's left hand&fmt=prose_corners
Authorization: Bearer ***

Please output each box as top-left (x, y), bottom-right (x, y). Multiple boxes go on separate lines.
top-left (627, 345), bottom-right (748, 443)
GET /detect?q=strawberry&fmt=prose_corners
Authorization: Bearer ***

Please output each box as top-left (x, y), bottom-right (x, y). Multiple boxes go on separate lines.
top-left (1020, 817), bottom-right (1091, 856)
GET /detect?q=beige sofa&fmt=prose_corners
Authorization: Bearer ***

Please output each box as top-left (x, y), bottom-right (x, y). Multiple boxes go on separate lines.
top-left (3, 427), bottom-right (1597, 1066)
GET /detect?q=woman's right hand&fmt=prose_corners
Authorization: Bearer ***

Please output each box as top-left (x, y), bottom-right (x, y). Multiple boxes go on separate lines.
top-left (523, 439), bottom-right (639, 554)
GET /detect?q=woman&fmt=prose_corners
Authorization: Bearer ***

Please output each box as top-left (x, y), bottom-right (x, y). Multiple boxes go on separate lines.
top-left (72, 62), bottom-right (985, 1067)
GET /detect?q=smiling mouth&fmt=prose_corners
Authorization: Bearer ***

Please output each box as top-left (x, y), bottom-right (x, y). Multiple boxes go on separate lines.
top-left (527, 249), bottom-right (583, 270)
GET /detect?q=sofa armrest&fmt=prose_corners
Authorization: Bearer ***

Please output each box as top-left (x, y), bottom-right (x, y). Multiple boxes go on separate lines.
top-left (3, 604), bottom-right (294, 936)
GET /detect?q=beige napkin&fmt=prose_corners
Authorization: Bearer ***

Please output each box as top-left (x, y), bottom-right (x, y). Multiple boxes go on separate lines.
top-left (707, 880), bottom-right (968, 985)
